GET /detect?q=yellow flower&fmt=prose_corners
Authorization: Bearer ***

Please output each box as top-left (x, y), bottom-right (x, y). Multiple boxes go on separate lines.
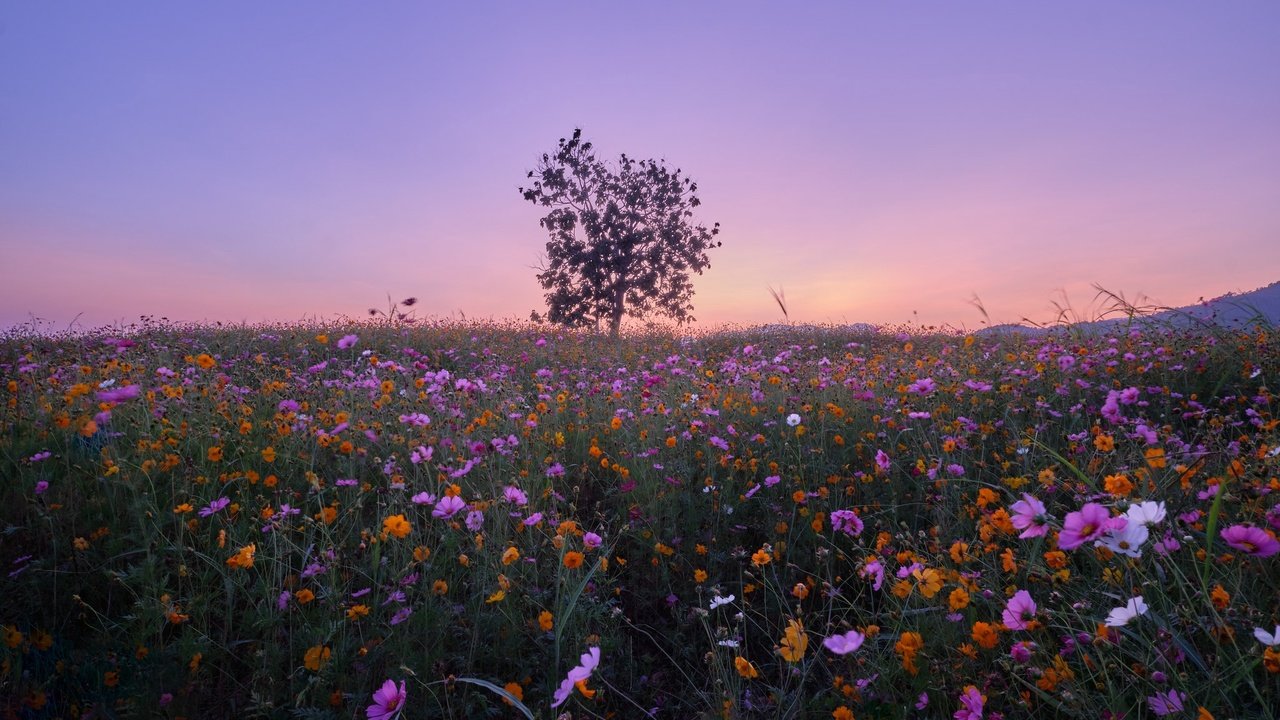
top-left (948, 587), bottom-right (970, 612)
top-left (563, 551), bottom-right (585, 569)
top-left (3, 625), bottom-right (23, 648)
top-left (382, 514), bottom-right (411, 539)
top-left (195, 353), bottom-right (216, 370)
top-left (832, 707), bottom-right (854, 720)
top-left (486, 589), bottom-right (506, 603)
top-left (502, 546), bottom-right (520, 565)
top-left (207, 446), bottom-right (223, 462)
top-left (777, 619), bottom-right (808, 663)
top-left (912, 567), bottom-right (943, 598)
top-left (1144, 447), bottom-right (1166, 468)
top-left (294, 589), bottom-right (315, 605)
top-left (261, 446), bottom-right (276, 463)
top-left (1094, 433), bottom-right (1114, 452)
top-left (971, 621), bottom-right (999, 649)
top-left (225, 544), bottom-right (255, 569)
top-left (734, 656), bottom-right (759, 679)
top-left (538, 610), bottom-right (554, 632)
top-left (432, 580), bottom-right (448, 596)
top-left (1104, 474), bottom-right (1133, 497)
top-left (894, 631), bottom-right (923, 675)
top-left (751, 548), bottom-right (772, 567)
top-left (346, 604), bottom-right (370, 621)
top-left (503, 682), bottom-right (524, 705)
top-left (304, 645), bottom-right (331, 672)
top-left (694, 568), bottom-right (708, 583)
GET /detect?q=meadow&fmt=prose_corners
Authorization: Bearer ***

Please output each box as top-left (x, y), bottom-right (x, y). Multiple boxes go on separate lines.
top-left (2, 317), bottom-right (1277, 719)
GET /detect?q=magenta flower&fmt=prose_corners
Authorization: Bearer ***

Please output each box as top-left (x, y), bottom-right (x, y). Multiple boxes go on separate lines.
top-left (830, 509), bottom-right (864, 536)
top-left (1220, 524), bottom-right (1280, 557)
top-left (96, 384), bottom-right (141, 403)
top-left (953, 685), bottom-right (984, 720)
top-left (861, 559), bottom-right (885, 591)
top-left (1009, 493), bottom-right (1049, 538)
top-left (822, 630), bottom-right (866, 655)
top-left (583, 531), bottom-right (603, 550)
top-left (366, 678), bottom-right (406, 720)
top-left (1057, 503), bottom-right (1112, 550)
top-left (337, 334), bottom-right (359, 350)
top-left (1147, 689), bottom-right (1185, 716)
top-left (432, 495), bottom-right (466, 519)
top-left (503, 485), bottom-right (528, 506)
top-left (552, 646), bottom-right (601, 708)
top-left (875, 449), bottom-right (891, 472)
top-left (1002, 589), bottom-right (1037, 630)
top-left (198, 496), bottom-right (231, 518)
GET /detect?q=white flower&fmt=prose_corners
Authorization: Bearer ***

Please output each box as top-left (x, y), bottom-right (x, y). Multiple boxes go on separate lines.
top-left (786, 413), bottom-right (802, 427)
top-left (717, 639), bottom-right (740, 648)
top-left (1097, 521), bottom-right (1150, 558)
top-left (1105, 596), bottom-right (1149, 627)
top-left (1125, 500), bottom-right (1167, 527)
top-left (1255, 625), bottom-right (1280, 647)
top-left (709, 594), bottom-right (735, 610)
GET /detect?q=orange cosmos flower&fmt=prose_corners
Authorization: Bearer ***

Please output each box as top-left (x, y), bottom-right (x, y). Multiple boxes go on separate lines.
top-left (382, 514), bottom-right (411, 539)
top-left (778, 619), bottom-right (808, 662)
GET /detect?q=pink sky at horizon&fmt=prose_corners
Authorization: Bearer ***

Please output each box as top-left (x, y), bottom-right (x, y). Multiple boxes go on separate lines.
top-left (2, 3), bottom-right (1277, 333)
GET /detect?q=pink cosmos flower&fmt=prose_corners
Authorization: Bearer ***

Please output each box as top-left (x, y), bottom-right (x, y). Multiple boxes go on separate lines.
top-left (432, 495), bottom-right (466, 519)
top-left (552, 646), bottom-right (601, 708)
top-left (96, 385), bottom-right (141, 403)
top-left (875, 449), bottom-right (890, 472)
top-left (1147, 689), bottom-right (1185, 716)
top-left (1253, 625), bottom-right (1280, 646)
top-left (337, 334), bottom-right (359, 350)
top-left (1220, 525), bottom-right (1280, 557)
top-left (830, 509), bottom-right (864, 536)
top-left (503, 485), bottom-right (528, 506)
top-left (822, 630), bottom-right (866, 655)
top-left (1057, 503), bottom-right (1113, 550)
top-left (583, 531), bottom-right (603, 550)
top-left (1002, 589), bottom-right (1037, 630)
top-left (954, 685), bottom-right (984, 720)
top-left (366, 678), bottom-right (406, 720)
top-left (1009, 493), bottom-right (1049, 538)
top-left (860, 559), bottom-right (885, 590)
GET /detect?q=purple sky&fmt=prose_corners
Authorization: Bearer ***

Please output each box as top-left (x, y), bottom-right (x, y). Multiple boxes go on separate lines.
top-left (3, 2), bottom-right (1277, 332)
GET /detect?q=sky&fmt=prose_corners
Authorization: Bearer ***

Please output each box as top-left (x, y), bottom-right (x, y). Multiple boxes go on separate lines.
top-left (2, 2), bottom-right (1278, 333)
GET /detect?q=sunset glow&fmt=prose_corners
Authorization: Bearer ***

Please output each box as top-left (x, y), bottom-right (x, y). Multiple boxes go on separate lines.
top-left (2, 2), bottom-right (1277, 331)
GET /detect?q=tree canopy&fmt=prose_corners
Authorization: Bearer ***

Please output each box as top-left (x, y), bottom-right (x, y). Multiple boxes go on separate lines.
top-left (520, 129), bottom-right (721, 336)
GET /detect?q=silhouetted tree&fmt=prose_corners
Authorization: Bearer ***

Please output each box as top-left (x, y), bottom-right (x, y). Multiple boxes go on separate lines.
top-left (520, 129), bottom-right (721, 337)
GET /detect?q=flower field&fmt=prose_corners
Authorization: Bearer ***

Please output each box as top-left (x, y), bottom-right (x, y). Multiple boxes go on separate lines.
top-left (2, 320), bottom-right (1278, 718)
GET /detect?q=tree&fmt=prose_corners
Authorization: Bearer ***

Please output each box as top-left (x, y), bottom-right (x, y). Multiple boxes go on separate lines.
top-left (520, 129), bottom-right (721, 337)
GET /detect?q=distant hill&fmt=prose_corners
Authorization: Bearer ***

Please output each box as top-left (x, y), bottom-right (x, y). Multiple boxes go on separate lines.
top-left (977, 281), bottom-right (1280, 336)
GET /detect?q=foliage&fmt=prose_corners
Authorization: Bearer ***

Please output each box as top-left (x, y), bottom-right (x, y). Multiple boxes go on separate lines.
top-left (1, 320), bottom-right (1279, 718)
top-left (520, 129), bottom-right (721, 336)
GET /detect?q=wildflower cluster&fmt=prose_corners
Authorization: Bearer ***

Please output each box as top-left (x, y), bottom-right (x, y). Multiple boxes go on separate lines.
top-left (1, 320), bottom-right (1277, 717)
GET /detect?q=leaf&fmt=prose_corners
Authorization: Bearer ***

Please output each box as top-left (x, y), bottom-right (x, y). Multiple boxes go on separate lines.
top-left (453, 677), bottom-right (535, 720)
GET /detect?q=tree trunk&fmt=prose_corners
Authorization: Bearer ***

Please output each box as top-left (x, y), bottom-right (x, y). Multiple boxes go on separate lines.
top-left (608, 283), bottom-right (626, 338)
